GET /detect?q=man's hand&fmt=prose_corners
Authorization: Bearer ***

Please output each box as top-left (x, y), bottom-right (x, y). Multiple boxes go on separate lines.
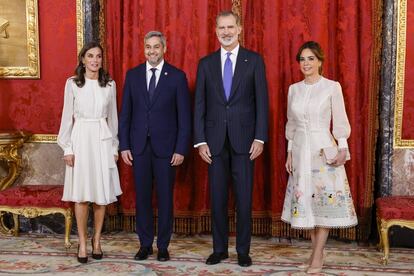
top-left (171, 153), bottom-right (184, 166)
top-left (249, 140), bottom-right (263, 160)
top-left (63, 154), bottom-right (75, 167)
top-left (331, 149), bottom-right (347, 166)
top-left (198, 144), bottom-right (212, 164)
top-left (121, 150), bottom-right (133, 166)
top-left (285, 151), bottom-right (292, 174)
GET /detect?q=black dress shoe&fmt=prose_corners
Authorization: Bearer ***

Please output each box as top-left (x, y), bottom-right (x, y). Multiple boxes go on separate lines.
top-left (77, 245), bottom-right (88, 264)
top-left (134, 247), bottom-right (153, 260)
top-left (206, 252), bottom-right (229, 265)
top-left (157, 249), bottom-right (170, 261)
top-left (237, 254), bottom-right (252, 267)
top-left (91, 238), bottom-right (103, 260)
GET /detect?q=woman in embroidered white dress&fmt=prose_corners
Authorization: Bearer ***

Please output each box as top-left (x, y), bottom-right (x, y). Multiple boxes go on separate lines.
top-left (281, 41), bottom-right (357, 274)
top-left (57, 42), bottom-right (122, 263)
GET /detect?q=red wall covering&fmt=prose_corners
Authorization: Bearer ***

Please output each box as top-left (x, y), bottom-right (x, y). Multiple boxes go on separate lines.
top-left (0, 1), bottom-right (77, 133)
top-left (402, 0), bottom-right (414, 139)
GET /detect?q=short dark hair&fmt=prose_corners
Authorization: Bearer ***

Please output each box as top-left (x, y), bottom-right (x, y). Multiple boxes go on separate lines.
top-left (296, 41), bottom-right (325, 75)
top-left (144, 31), bottom-right (167, 48)
top-left (73, 41), bottom-right (112, 87)
top-left (216, 11), bottom-right (241, 26)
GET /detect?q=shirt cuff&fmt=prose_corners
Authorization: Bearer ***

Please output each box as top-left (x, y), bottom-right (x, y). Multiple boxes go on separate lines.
top-left (254, 139), bottom-right (264, 144)
top-left (287, 140), bottom-right (293, 151)
top-left (194, 142), bottom-right (207, 148)
top-left (63, 147), bottom-right (73, 156)
top-left (337, 138), bottom-right (349, 149)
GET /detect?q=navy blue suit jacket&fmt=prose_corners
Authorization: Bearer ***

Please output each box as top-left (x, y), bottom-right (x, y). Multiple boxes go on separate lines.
top-left (193, 47), bottom-right (269, 155)
top-left (119, 62), bottom-right (191, 158)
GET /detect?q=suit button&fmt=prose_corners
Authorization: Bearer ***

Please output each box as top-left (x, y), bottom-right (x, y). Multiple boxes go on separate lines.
top-left (226, 105), bottom-right (230, 109)
top-left (224, 120), bottom-right (227, 123)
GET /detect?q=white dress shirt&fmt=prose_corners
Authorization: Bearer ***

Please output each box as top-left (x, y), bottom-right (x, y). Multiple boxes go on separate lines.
top-left (146, 59), bottom-right (164, 90)
top-left (220, 44), bottom-right (239, 76)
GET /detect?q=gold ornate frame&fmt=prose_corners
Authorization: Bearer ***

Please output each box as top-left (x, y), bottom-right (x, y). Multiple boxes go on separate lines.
top-left (0, 0), bottom-right (40, 79)
top-left (76, 0), bottom-right (84, 55)
top-left (394, 0), bottom-right (414, 148)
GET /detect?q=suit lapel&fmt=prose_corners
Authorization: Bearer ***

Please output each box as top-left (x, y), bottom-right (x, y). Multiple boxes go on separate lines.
top-left (139, 65), bottom-right (150, 107)
top-left (229, 47), bottom-right (248, 101)
top-left (210, 50), bottom-right (226, 104)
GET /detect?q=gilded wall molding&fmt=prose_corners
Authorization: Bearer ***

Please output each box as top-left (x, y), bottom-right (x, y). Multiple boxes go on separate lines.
top-left (27, 134), bottom-right (57, 143)
top-left (0, 0), bottom-right (40, 78)
top-left (30, 0), bottom-right (86, 143)
top-left (394, 0), bottom-right (414, 148)
top-left (76, 0), bottom-right (84, 55)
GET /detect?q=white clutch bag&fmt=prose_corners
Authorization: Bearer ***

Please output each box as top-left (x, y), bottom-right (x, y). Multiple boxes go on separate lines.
top-left (322, 147), bottom-right (351, 164)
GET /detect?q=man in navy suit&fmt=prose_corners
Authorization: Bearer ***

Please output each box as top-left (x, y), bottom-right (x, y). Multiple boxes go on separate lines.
top-left (119, 31), bottom-right (191, 262)
top-left (194, 11), bottom-right (269, 267)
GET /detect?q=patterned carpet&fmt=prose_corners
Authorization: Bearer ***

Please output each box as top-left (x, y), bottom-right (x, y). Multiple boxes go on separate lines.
top-left (0, 233), bottom-right (413, 275)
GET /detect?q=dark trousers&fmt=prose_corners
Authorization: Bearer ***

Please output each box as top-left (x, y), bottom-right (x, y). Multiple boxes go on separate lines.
top-left (208, 136), bottom-right (254, 255)
top-left (132, 138), bottom-right (175, 249)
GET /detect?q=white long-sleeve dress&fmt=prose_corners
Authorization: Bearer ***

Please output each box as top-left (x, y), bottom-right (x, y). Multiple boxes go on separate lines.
top-left (57, 77), bottom-right (122, 205)
top-left (281, 77), bottom-right (357, 229)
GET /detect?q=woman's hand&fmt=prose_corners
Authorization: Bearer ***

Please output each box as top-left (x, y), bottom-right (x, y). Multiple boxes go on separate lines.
top-left (331, 149), bottom-right (347, 166)
top-left (114, 155), bottom-right (118, 162)
top-left (285, 151), bottom-right (293, 174)
top-left (63, 154), bottom-right (75, 167)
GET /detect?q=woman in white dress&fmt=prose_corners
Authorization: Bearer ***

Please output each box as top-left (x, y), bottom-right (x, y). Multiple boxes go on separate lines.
top-left (58, 42), bottom-right (122, 263)
top-left (281, 41), bottom-right (357, 274)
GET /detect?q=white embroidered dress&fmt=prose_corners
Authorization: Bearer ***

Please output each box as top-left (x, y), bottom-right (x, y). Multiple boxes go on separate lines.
top-left (58, 77), bottom-right (122, 205)
top-left (281, 77), bottom-right (357, 229)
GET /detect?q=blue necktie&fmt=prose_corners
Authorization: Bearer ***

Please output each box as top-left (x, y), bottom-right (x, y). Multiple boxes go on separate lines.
top-left (148, 68), bottom-right (157, 102)
top-left (223, 52), bottom-right (233, 100)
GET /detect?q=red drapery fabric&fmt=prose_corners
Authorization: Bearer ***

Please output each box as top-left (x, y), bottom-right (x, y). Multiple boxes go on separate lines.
top-left (105, 0), bottom-right (380, 240)
top-left (105, 0), bottom-right (232, 231)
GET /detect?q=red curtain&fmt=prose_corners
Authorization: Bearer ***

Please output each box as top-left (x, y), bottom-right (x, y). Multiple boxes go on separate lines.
top-left (105, 0), bottom-right (232, 231)
top-left (105, 0), bottom-right (380, 240)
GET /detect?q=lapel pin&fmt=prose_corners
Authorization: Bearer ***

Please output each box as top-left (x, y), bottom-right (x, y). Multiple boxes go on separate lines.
top-left (244, 59), bottom-right (248, 62)
top-left (164, 72), bottom-right (168, 75)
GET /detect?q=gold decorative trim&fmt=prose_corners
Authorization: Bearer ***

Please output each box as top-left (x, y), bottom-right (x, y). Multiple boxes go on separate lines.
top-left (394, 0), bottom-right (414, 148)
top-left (232, 0), bottom-right (244, 46)
top-left (0, 0), bottom-right (40, 79)
top-left (26, 134), bottom-right (57, 143)
top-left (99, 0), bottom-right (107, 68)
top-left (76, 0), bottom-right (84, 55)
top-left (0, 206), bottom-right (73, 248)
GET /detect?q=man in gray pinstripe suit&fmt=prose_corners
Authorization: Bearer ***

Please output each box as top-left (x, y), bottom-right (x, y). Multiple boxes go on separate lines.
top-left (193, 11), bottom-right (269, 267)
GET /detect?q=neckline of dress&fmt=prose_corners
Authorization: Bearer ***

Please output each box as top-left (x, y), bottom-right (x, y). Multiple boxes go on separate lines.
top-left (303, 76), bottom-right (323, 86)
top-left (85, 76), bottom-right (98, 81)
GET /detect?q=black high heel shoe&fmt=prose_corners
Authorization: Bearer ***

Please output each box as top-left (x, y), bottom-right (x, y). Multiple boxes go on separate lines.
top-left (77, 245), bottom-right (88, 263)
top-left (91, 237), bottom-right (103, 260)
